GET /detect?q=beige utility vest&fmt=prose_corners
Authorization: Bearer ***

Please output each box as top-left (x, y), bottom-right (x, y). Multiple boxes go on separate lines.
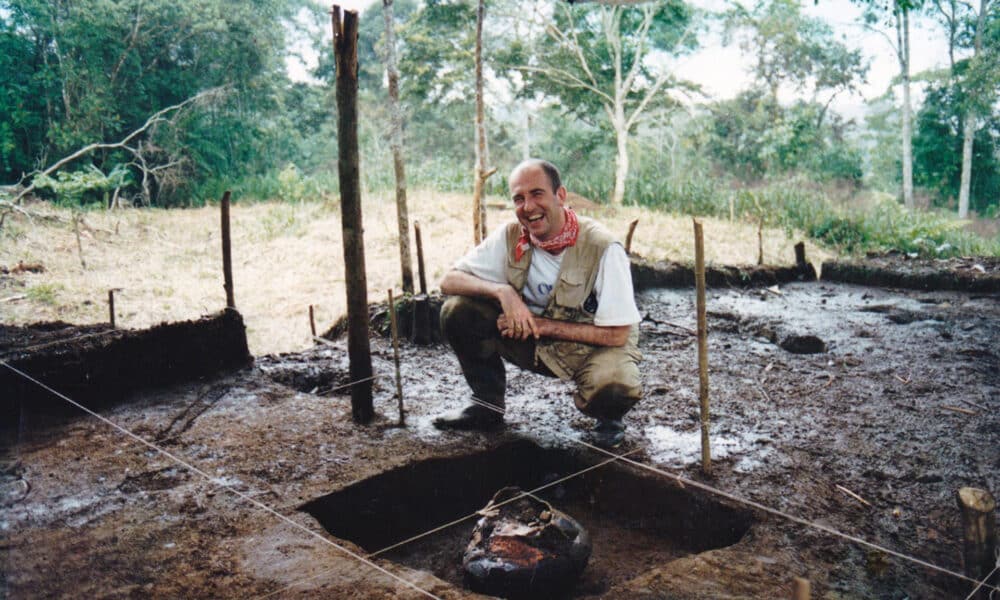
top-left (503, 217), bottom-right (640, 379)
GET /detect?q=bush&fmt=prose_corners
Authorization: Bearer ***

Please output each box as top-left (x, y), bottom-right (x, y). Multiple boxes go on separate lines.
top-left (633, 172), bottom-right (1000, 257)
top-left (32, 165), bottom-right (132, 206)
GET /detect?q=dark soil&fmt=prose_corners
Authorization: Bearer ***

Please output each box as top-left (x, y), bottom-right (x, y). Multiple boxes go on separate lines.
top-left (1, 258), bottom-right (998, 599)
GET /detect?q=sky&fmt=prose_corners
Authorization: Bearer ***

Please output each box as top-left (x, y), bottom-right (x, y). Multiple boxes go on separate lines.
top-left (292, 0), bottom-right (951, 119)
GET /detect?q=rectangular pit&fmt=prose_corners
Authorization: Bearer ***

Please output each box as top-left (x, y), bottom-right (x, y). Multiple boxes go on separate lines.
top-left (302, 439), bottom-right (754, 597)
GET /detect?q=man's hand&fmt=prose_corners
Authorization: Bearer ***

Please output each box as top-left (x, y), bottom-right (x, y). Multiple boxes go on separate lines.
top-left (440, 269), bottom-right (539, 340)
top-left (495, 286), bottom-right (538, 340)
top-left (497, 312), bottom-right (538, 340)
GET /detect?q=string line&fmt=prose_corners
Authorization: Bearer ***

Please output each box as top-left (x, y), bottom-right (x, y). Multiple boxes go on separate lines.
top-left (0, 360), bottom-right (442, 600)
top-left (464, 397), bottom-right (999, 593)
top-left (257, 447), bottom-right (642, 599)
top-left (964, 550), bottom-right (1000, 600)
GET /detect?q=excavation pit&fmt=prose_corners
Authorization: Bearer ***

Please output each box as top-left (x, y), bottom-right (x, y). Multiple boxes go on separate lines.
top-left (302, 439), bottom-right (754, 598)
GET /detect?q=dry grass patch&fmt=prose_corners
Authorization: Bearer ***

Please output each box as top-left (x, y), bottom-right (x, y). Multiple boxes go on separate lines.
top-left (1, 193), bottom-right (834, 355)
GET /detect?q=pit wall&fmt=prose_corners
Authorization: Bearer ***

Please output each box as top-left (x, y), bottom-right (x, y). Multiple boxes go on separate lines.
top-left (1, 310), bottom-right (251, 427)
top-left (630, 257), bottom-right (816, 291)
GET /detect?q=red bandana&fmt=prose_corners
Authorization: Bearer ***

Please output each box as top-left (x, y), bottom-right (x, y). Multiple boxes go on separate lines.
top-left (515, 207), bottom-right (579, 261)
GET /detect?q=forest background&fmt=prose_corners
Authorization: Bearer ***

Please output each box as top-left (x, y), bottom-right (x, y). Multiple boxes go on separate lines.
top-left (1, 0), bottom-right (999, 258)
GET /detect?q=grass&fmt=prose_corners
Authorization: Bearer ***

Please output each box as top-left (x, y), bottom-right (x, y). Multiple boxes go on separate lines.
top-left (0, 190), bottom-right (831, 355)
top-left (25, 283), bottom-right (61, 305)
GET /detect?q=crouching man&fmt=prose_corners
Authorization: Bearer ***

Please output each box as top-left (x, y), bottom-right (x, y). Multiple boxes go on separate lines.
top-left (433, 158), bottom-right (642, 449)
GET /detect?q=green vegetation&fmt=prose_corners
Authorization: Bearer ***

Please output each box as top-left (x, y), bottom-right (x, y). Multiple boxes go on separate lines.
top-left (1, 0), bottom-right (997, 258)
top-left (25, 283), bottom-right (61, 305)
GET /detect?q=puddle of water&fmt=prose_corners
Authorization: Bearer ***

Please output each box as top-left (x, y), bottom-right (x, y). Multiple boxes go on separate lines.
top-left (644, 424), bottom-right (774, 473)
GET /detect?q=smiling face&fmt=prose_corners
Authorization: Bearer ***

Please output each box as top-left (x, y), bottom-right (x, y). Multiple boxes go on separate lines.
top-left (509, 163), bottom-right (567, 243)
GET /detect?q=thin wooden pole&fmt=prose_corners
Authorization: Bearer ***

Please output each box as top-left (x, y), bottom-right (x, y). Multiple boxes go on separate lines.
top-left (388, 290), bottom-right (405, 426)
top-left (220, 190), bottom-right (235, 309)
top-left (956, 487), bottom-right (997, 599)
top-left (693, 218), bottom-right (711, 474)
top-left (792, 577), bottom-right (811, 600)
top-left (309, 304), bottom-right (317, 338)
top-left (108, 289), bottom-right (116, 328)
top-left (625, 219), bottom-right (639, 255)
top-left (333, 5), bottom-right (373, 423)
top-left (414, 220), bottom-right (427, 295)
top-left (757, 215), bottom-right (764, 266)
top-left (471, 0), bottom-right (489, 245)
top-left (382, 0), bottom-right (414, 295)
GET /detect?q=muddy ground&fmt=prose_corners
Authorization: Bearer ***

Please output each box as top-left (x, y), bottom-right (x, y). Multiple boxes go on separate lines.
top-left (1, 258), bottom-right (998, 599)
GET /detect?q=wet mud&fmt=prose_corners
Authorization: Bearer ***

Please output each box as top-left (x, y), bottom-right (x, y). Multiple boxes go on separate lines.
top-left (1, 259), bottom-right (998, 599)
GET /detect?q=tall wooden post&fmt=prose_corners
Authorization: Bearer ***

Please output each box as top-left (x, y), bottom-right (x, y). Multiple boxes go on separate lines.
top-left (382, 0), bottom-right (414, 294)
top-left (471, 0), bottom-right (489, 245)
top-left (694, 219), bottom-right (711, 474)
top-left (333, 5), bottom-right (373, 423)
top-left (414, 221), bottom-right (427, 295)
top-left (220, 190), bottom-right (235, 309)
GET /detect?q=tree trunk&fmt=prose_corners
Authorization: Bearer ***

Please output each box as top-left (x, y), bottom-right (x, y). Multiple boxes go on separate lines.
top-left (382, 0), bottom-right (414, 293)
top-left (958, 0), bottom-right (988, 219)
top-left (333, 6), bottom-right (374, 424)
top-left (958, 117), bottom-right (975, 218)
top-left (899, 7), bottom-right (915, 210)
top-left (472, 0), bottom-right (489, 245)
top-left (612, 113), bottom-right (629, 207)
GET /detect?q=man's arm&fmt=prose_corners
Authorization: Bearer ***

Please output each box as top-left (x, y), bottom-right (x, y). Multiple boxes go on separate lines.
top-left (440, 269), bottom-right (540, 338)
top-left (494, 311), bottom-right (631, 347)
top-left (532, 317), bottom-right (631, 347)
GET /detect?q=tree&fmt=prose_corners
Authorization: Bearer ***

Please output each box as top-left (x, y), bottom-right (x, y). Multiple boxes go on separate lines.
top-left (859, 0), bottom-right (924, 210)
top-left (0, 0), bottom-right (301, 204)
top-left (702, 90), bottom-right (864, 183)
top-left (956, 0), bottom-right (995, 217)
top-left (913, 82), bottom-right (1000, 215)
top-left (510, 0), bottom-right (698, 206)
top-left (930, 0), bottom-right (998, 217)
top-left (723, 0), bottom-right (869, 129)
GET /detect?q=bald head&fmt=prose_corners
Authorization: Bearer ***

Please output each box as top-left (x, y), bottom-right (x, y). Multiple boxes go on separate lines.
top-left (510, 159), bottom-right (562, 194)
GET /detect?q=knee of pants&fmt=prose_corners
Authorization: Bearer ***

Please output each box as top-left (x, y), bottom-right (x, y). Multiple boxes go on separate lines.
top-left (440, 296), bottom-right (499, 341)
top-left (573, 352), bottom-right (642, 420)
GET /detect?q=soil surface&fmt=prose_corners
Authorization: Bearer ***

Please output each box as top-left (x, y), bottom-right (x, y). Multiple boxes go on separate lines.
top-left (2, 260), bottom-right (999, 599)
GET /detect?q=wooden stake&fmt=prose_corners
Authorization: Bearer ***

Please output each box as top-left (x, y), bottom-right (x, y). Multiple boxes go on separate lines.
top-left (757, 215), bottom-right (764, 266)
top-left (108, 289), bottom-right (116, 328)
top-left (625, 219), bottom-right (639, 255)
top-left (410, 294), bottom-right (432, 345)
top-left (220, 190), bottom-right (235, 309)
top-left (309, 304), bottom-right (317, 338)
top-left (792, 577), bottom-right (811, 600)
top-left (388, 290), bottom-right (405, 426)
top-left (956, 487), bottom-right (997, 599)
top-left (333, 5), bottom-right (373, 423)
top-left (414, 220), bottom-right (427, 295)
top-left (693, 218), bottom-right (710, 474)
top-left (794, 241), bottom-right (807, 268)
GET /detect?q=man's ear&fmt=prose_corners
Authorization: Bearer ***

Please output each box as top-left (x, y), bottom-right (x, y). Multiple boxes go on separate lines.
top-left (556, 186), bottom-right (567, 205)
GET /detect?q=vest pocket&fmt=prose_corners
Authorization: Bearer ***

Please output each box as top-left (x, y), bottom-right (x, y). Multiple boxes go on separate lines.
top-left (553, 270), bottom-right (587, 309)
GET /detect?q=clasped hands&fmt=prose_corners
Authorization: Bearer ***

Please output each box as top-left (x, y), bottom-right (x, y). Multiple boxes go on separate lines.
top-left (496, 287), bottom-right (541, 341)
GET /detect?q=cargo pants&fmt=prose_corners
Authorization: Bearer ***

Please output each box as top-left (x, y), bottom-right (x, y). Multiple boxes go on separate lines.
top-left (440, 295), bottom-right (642, 421)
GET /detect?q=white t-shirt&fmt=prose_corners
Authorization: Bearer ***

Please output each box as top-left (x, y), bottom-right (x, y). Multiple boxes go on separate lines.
top-left (453, 224), bottom-right (641, 326)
